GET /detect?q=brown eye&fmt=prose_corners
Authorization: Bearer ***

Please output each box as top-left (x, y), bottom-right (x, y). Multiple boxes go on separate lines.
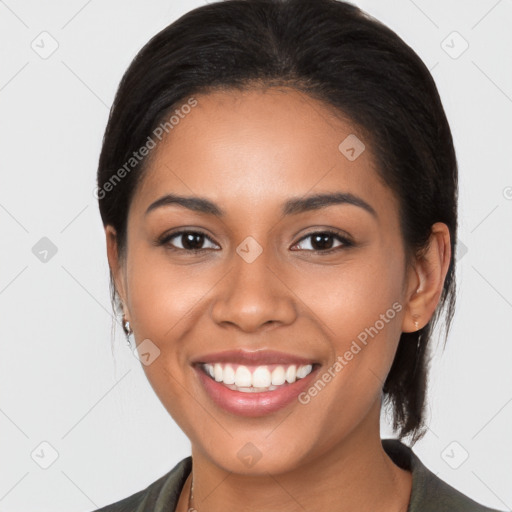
top-left (292, 231), bottom-right (353, 252)
top-left (160, 231), bottom-right (220, 252)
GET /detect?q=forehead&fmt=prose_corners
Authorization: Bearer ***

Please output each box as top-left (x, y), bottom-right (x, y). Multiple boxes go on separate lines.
top-left (130, 87), bottom-right (396, 220)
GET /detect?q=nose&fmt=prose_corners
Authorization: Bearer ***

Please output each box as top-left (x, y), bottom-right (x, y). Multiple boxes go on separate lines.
top-left (210, 245), bottom-right (297, 333)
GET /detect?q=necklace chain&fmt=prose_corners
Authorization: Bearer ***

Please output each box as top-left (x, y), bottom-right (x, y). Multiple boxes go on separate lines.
top-left (187, 472), bottom-right (194, 511)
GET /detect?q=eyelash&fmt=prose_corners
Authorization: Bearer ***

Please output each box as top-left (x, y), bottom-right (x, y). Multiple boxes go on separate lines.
top-left (157, 229), bottom-right (354, 255)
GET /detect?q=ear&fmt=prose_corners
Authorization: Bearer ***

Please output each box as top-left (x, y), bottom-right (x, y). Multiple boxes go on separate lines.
top-left (105, 225), bottom-right (130, 321)
top-left (402, 222), bottom-right (452, 333)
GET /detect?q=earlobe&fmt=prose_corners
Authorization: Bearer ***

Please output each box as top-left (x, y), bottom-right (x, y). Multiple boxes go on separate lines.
top-left (402, 222), bottom-right (452, 333)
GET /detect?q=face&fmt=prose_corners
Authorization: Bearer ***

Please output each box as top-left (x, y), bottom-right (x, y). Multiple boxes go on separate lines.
top-left (109, 87), bottom-right (420, 475)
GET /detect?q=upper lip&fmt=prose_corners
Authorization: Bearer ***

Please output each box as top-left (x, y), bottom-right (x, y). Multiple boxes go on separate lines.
top-left (191, 349), bottom-right (317, 366)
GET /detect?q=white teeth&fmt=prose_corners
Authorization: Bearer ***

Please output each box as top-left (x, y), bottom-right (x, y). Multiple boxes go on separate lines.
top-left (234, 365), bottom-right (252, 387)
top-left (214, 363), bottom-right (223, 382)
top-left (252, 366), bottom-right (271, 388)
top-left (202, 363), bottom-right (314, 391)
top-left (271, 366), bottom-right (286, 386)
top-left (285, 365), bottom-right (297, 383)
top-left (223, 364), bottom-right (235, 385)
top-left (234, 385), bottom-right (278, 393)
top-left (297, 364), bottom-right (313, 379)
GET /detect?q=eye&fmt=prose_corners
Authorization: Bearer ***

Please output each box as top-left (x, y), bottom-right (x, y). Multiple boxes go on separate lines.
top-left (291, 230), bottom-right (353, 253)
top-left (159, 230), bottom-right (220, 252)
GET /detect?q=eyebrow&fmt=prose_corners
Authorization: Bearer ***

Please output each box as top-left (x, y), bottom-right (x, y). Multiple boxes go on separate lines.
top-left (145, 192), bottom-right (377, 218)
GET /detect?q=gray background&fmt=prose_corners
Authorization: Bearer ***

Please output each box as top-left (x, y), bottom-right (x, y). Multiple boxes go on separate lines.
top-left (0, 0), bottom-right (511, 510)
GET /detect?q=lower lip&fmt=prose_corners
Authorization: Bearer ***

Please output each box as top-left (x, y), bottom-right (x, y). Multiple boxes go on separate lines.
top-left (195, 365), bottom-right (319, 417)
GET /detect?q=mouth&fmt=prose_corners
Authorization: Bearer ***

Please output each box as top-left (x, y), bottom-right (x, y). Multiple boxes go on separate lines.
top-left (192, 350), bottom-right (320, 416)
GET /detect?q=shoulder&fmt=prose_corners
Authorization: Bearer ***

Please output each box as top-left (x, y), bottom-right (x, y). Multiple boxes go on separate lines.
top-left (92, 456), bottom-right (192, 512)
top-left (382, 439), bottom-right (505, 512)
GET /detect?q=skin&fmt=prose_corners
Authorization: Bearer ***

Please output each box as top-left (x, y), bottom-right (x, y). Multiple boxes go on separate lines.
top-left (106, 87), bottom-right (451, 512)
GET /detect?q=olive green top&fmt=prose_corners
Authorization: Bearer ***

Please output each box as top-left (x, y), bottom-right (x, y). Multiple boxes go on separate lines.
top-left (93, 439), bottom-right (503, 512)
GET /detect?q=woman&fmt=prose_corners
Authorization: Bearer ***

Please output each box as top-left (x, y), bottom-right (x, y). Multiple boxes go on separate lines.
top-left (94, 0), bottom-right (503, 510)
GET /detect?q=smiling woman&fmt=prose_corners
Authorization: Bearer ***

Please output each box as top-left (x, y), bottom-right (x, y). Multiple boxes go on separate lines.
top-left (93, 1), bottom-right (502, 511)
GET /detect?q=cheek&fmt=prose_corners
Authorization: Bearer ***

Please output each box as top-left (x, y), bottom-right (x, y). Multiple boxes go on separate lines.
top-left (288, 254), bottom-right (405, 397)
top-left (126, 248), bottom-right (214, 340)
top-left (289, 251), bottom-right (405, 337)
top-left (124, 250), bottom-right (211, 426)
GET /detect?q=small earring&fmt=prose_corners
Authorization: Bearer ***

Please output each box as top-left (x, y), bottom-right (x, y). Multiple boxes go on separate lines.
top-left (122, 317), bottom-right (133, 347)
top-left (412, 314), bottom-right (420, 331)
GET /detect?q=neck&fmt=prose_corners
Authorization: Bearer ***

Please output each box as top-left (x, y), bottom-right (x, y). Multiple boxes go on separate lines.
top-left (179, 401), bottom-right (412, 512)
